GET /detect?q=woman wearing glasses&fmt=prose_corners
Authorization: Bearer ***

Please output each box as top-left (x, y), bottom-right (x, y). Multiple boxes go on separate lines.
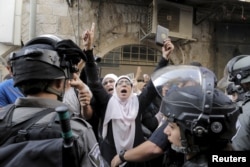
top-left (82, 23), bottom-right (174, 167)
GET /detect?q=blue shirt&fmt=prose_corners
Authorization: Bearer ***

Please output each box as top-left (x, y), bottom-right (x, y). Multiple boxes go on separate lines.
top-left (0, 78), bottom-right (24, 107)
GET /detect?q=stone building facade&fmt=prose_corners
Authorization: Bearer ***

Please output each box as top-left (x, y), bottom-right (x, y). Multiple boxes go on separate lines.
top-left (1, 0), bottom-right (250, 88)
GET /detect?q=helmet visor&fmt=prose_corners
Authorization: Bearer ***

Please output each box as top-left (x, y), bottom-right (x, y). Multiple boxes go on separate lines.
top-left (152, 65), bottom-right (214, 114)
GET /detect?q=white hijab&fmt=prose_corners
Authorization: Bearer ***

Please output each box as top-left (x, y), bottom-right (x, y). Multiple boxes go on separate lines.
top-left (102, 73), bottom-right (118, 84)
top-left (102, 75), bottom-right (139, 154)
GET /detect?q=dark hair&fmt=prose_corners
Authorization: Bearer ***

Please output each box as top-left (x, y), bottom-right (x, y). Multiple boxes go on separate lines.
top-left (18, 79), bottom-right (53, 96)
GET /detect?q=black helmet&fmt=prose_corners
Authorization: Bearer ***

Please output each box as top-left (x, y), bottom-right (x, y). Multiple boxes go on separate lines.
top-left (9, 34), bottom-right (87, 86)
top-left (152, 65), bottom-right (240, 153)
top-left (226, 82), bottom-right (243, 95)
top-left (226, 55), bottom-right (250, 85)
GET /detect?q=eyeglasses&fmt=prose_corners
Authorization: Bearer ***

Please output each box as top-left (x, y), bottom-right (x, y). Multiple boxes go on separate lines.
top-left (103, 79), bottom-right (115, 86)
top-left (116, 79), bottom-right (131, 86)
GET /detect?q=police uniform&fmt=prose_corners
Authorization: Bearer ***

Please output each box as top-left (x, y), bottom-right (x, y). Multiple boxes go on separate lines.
top-left (232, 93), bottom-right (250, 150)
top-left (9, 97), bottom-right (106, 167)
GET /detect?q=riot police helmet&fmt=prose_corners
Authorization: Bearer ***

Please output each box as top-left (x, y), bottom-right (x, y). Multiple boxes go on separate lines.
top-left (152, 65), bottom-right (240, 153)
top-left (227, 55), bottom-right (250, 85)
top-left (9, 34), bottom-right (86, 87)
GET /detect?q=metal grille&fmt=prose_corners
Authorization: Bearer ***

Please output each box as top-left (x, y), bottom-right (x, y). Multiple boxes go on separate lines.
top-left (147, 2), bottom-right (153, 34)
top-left (100, 45), bottom-right (161, 67)
top-left (158, 7), bottom-right (180, 33)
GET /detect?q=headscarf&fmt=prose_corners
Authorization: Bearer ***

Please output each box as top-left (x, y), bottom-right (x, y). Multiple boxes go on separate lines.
top-left (102, 73), bottom-right (118, 85)
top-left (102, 75), bottom-right (139, 154)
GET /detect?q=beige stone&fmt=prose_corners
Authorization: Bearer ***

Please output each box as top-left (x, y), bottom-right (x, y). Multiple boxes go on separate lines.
top-left (57, 17), bottom-right (73, 35)
top-left (53, 5), bottom-right (68, 16)
top-left (37, 5), bottom-right (53, 15)
top-left (41, 24), bottom-right (57, 34)
top-left (37, 15), bottom-right (57, 24)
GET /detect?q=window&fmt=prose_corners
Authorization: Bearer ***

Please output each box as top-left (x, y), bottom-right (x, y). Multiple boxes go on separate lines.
top-left (100, 44), bottom-right (161, 67)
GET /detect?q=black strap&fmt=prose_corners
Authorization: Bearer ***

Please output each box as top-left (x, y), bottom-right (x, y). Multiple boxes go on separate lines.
top-left (0, 108), bottom-right (55, 146)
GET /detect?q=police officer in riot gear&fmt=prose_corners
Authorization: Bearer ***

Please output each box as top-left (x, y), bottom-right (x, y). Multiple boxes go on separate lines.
top-left (226, 55), bottom-right (250, 151)
top-left (151, 65), bottom-right (240, 166)
top-left (0, 35), bottom-right (108, 167)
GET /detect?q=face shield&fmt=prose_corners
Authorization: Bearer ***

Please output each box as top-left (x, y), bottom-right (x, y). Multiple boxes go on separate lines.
top-left (152, 65), bottom-right (215, 117)
top-left (152, 65), bottom-right (202, 94)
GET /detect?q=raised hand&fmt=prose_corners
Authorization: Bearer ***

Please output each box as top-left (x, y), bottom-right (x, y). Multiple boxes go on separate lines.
top-left (162, 38), bottom-right (174, 60)
top-left (81, 22), bottom-right (95, 50)
top-left (69, 73), bottom-right (85, 90)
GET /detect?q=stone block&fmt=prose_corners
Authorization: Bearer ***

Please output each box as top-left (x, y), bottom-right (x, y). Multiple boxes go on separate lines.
top-left (42, 24), bottom-right (57, 34)
top-left (37, 4), bottom-right (53, 15)
top-left (53, 5), bottom-right (68, 16)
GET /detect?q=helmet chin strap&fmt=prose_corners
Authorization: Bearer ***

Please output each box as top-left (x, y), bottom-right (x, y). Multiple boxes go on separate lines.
top-left (46, 86), bottom-right (64, 101)
top-left (46, 79), bottom-right (66, 101)
top-left (171, 144), bottom-right (188, 154)
top-left (173, 124), bottom-right (200, 154)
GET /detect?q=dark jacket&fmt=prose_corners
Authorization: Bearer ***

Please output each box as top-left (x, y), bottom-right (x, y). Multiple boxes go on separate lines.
top-left (84, 50), bottom-right (168, 166)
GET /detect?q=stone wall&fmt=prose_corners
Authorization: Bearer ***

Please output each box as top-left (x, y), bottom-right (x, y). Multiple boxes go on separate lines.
top-left (2, 0), bottom-right (249, 82)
